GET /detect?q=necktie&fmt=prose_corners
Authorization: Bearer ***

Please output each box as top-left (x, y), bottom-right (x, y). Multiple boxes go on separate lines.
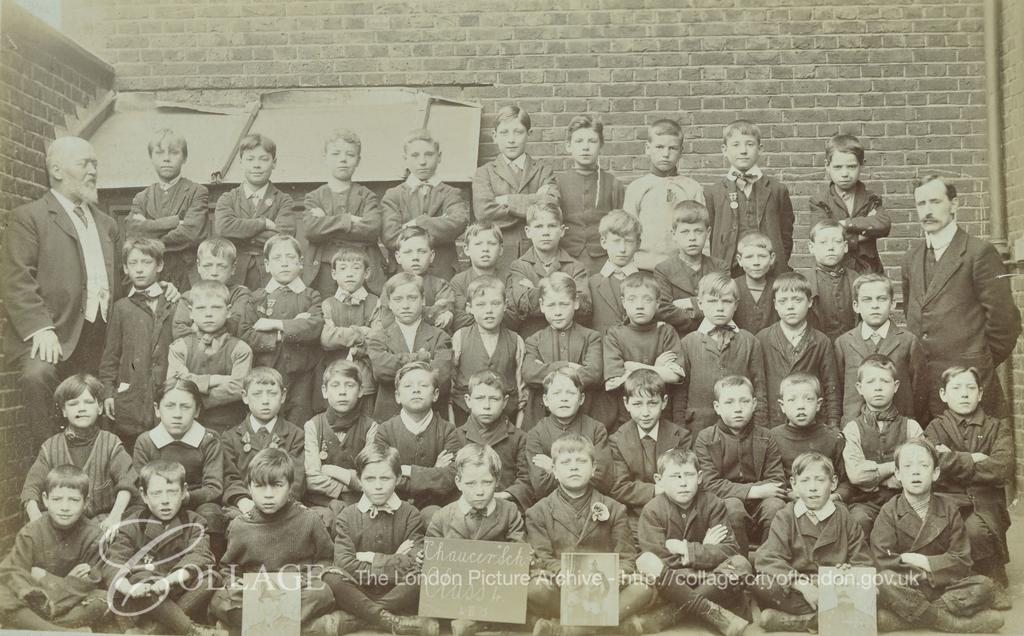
top-left (72, 204), bottom-right (88, 227)
top-left (641, 436), bottom-right (657, 479)
top-left (368, 505), bottom-right (393, 519)
top-left (249, 192), bottom-right (261, 209)
top-left (870, 333), bottom-right (882, 351)
top-left (924, 245), bottom-right (937, 288)
top-left (712, 326), bottom-right (732, 348)
top-left (805, 509), bottom-right (819, 525)
top-left (255, 428), bottom-right (270, 447)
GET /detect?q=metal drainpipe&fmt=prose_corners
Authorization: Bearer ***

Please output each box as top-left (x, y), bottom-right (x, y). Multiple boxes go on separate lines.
top-left (985, 0), bottom-right (1009, 256)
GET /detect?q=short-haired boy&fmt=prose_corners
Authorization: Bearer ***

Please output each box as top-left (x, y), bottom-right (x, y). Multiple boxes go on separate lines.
top-left (104, 460), bottom-right (216, 634)
top-left (214, 133), bottom-right (296, 289)
top-left (834, 273), bottom-right (928, 424)
top-left (808, 133), bottom-right (890, 274)
top-left (632, 449), bottom-right (752, 636)
top-left (526, 434), bottom-right (656, 633)
top-left (757, 271), bottom-right (841, 428)
top-left (301, 128), bottom-right (385, 296)
top-left (322, 443), bottom-right (437, 635)
top-left (526, 369), bottom-right (613, 500)
top-left (752, 452), bottom-right (871, 633)
top-left (522, 272), bottom-right (603, 429)
top-left (240, 234), bottom-right (325, 426)
top-left (694, 375), bottom-right (786, 553)
top-left (210, 448), bottom-right (335, 629)
top-left (676, 272), bottom-right (768, 435)
top-left (732, 231), bottom-right (779, 335)
top-left (871, 439), bottom-right (1004, 634)
top-left (654, 200), bottom-right (728, 335)
top-left (555, 114), bottom-right (626, 274)
top-left (377, 226), bottom-right (456, 331)
top-left (382, 128), bottom-right (470, 280)
top-left (925, 366), bottom-right (1014, 608)
top-left (376, 361), bottom-right (460, 519)
top-left (841, 355), bottom-right (924, 535)
top-left (0, 466), bottom-right (106, 631)
top-left (450, 222), bottom-right (510, 331)
top-left (167, 280), bottom-right (254, 434)
top-left (706, 120), bottom-right (794, 277)
top-left (624, 119), bottom-right (706, 271)
top-left (804, 218), bottom-right (860, 341)
top-left (171, 238), bottom-right (252, 339)
top-left (609, 369), bottom-right (692, 531)
top-left (507, 202), bottom-right (593, 337)
top-left (127, 128), bottom-right (210, 291)
top-left (99, 237), bottom-right (176, 446)
top-left (589, 209), bottom-right (643, 333)
top-left (472, 104), bottom-right (559, 268)
top-left (367, 273), bottom-right (453, 421)
top-left (221, 367), bottom-right (305, 515)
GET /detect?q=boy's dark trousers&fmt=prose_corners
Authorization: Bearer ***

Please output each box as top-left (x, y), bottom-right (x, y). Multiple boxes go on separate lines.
top-left (322, 572), bottom-right (419, 625)
top-left (282, 369), bottom-right (316, 428)
top-left (847, 486), bottom-right (899, 537)
top-left (877, 571), bottom-right (995, 624)
top-left (723, 496), bottom-right (786, 553)
top-left (113, 576), bottom-right (216, 634)
top-left (751, 573), bottom-right (817, 616)
top-left (658, 555), bottom-right (752, 613)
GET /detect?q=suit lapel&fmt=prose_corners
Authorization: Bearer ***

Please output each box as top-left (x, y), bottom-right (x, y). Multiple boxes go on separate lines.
top-left (47, 195), bottom-right (80, 244)
top-left (911, 497), bottom-right (948, 552)
top-left (752, 431), bottom-right (766, 479)
top-left (922, 230), bottom-right (966, 305)
top-left (620, 423), bottom-right (644, 475)
top-left (755, 176), bottom-right (772, 224)
top-left (656, 423), bottom-right (681, 458)
top-left (520, 155), bottom-right (540, 194)
top-left (551, 498), bottom-right (582, 540)
top-left (876, 326), bottom-right (904, 358)
top-left (595, 277), bottom-right (620, 319)
top-left (492, 159), bottom-right (520, 192)
top-left (811, 514), bottom-right (841, 557)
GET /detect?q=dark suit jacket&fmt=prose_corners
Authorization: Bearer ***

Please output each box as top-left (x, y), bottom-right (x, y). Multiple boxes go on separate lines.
top-left (706, 175), bottom-right (794, 275)
top-left (299, 183), bottom-right (385, 293)
top-left (694, 423), bottom-right (786, 500)
top-left (654, 254), bottom-right (728, 334)
top-left (507, 247), bottom-right (593, 337)
top-left (587, 271), bottom-right (627, 334)
top-left (801, 266), bottom-right (860, 341)
top-left (1, 192), bottom-right (120, 358)
top-left (901, 227), bottom-right (1022, 417)
top-left (638, 490), bottom-right (740, 571)
top-left (808, 181), bottom-right (889, 274)
top-left (213, 183), bottom-right (295, 286)
top-left (755, 501), bottom-right (872, 578)
top-left (834, 322), bottom-right (927, 424)
top-left (526, 488), bottom-right (636, 575)
top-left (756, 322), bottom-right (841, 428)
top-left (521, 322), bottom-right (603, 428)
top-left (609, 419), bottom-right (692, 511)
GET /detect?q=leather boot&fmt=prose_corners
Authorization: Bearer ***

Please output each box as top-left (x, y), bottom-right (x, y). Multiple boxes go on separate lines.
top-left (929, 606), bottom-right (1004, 633)
top-left (759, 608), bottom-right (816, 633)
top-left (876, 608), bottom-right (912, 633)
top-left (691, 596), bottom-right (750, 636)
top-left (621, 603), bottom-right (682, 635)
top-left (378, 610), bottom-right (439, 636)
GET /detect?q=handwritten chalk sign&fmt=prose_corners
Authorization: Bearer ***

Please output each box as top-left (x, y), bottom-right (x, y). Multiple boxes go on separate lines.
top-left (241, 571), bottom-right (301, 636)
top-left (818, 566), bottom-right (877, 636)
top-left (418, 537), bottom-right (531, 623)
top-left (560, 553), bottom-right (619, 627)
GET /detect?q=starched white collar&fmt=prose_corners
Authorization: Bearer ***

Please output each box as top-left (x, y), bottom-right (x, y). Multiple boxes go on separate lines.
top-left (266, 278), bottom-right (307, 294)
top-left (150, 422), bottom-right (206, 449)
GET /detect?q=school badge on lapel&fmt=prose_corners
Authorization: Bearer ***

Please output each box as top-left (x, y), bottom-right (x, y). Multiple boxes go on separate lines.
top-left (729, 192), bottom-right (739, 210)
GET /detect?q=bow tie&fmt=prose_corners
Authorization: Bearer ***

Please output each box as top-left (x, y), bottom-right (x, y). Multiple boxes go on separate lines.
top-left (200, 333), bottom-right (223, 347)
top-left (368, 505), bottom-right (395, 519)
top-left (131, 287), bottom-right (163, 300)
top-left (731, 170), bottom-right (759, 188)
top-left (468, 507), bottom-right (488, 520)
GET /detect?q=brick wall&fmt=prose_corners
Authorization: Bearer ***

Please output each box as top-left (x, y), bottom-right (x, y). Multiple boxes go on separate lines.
top-left (0, 2), bottom-right (115, 547)
top-left (64, 0), bottom-right (993, 276)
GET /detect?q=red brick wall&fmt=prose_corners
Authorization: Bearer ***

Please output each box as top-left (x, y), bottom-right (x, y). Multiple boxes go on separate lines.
top-left (0, 2), bottom-right (115, 547)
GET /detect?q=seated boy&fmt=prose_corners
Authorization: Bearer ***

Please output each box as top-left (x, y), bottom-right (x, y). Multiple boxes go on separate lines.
top-left (677, 271), bottom-right (769, 435)
top-left (301, 128), bottom-right (385, 296)
top-left (632, 449), bottom-right (752, 636)
top-left (322, 442), bottom-right (439, 635)
top-left (526, 434), bottom-right (656, 635)
top-left (871, 438), bottom-right (1003, 634)
top-left (99, 237), bottom-right (176, 447)
top-left (127, 128), bottom-right (210, 292)
top-left (808, 133), bottom-right (889, 274)
top-left (757, 271), bottom-right (841, 428)
top-left (706, 119), bottom-right (794, 278)
top-left (525, 368), bottom-right (613, 500)
top-left (451, 275), bottom-right (526, 427)
top-left (803, 219), bottom-right (859, 341)
top-left (654, 200), bottom-right (728, 335)
top-left (210, 448), bottom-right (335, 630)
top-left (472, 104), bottom-right (559, 269)
top-left (453, 371), bottom-right (531, 512)
top-left (221, 367), bottom-right (305, 517)
top-left (507, 202), bottom-right (593, 337)
top-left (382, 128), bottom-right (470, 280)
top-left (172, 238), bottom-right (251, 339)
top-left (731, 231), bottom-right (779, 335)
top-left (623, 119), bottom-right (705, 271)
top-left (588, 209), bottom-right (642, 333)
top-left (167, 279), bottom-right (254, 434)
top-left (925, 365), bottom-right (1014, 607)
top-left (450, 222), bottom-right (510, 331)
top-left (694, 375), bottom-right (786, 553)
top-left (842, 355), bottom-right (924, 535)
top-left (609, 369), bottom-right (692, 533)
top-left (376, 226), bottom-right (455, 331)
top-left (602, 270), bottom-right (685, 429)
top-left (367, 272), bottom-right (453, 421)
top-left (376, 361), bottom-right (460, 520)
top-left (834, 273), bottom-right (927, 424)
top-left (104, 460), bottom-right (216, 635)
top-left (521, 273), bottom-right (603, 429)
top-left (0, 466), bottom-right (107, 632)
top-left (240, 234), bottom-right (325, 426)
top-left (214, 133), bottom-right (296, 290)
top-left (752, 452), bottom-right (871, 633)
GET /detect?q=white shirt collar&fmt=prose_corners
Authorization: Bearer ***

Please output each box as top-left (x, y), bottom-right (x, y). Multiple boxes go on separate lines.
top-left (51, 189), bottom-right (94, 221)
top-left (779, 321), bottom-right (807, 345)
top-left (250, 416), bottom-right (277, 435)
top-left (697, 318), bottom-right (739, 335)
top-left (150, 422), bottom-right (206, 449)
top-left (397, 319), bottom-right (422, 351)
top-left (356, 493), bottom-right (402, 514)
top-left (335, 286), bottom-right (368, 304)
top-left (925, 221), bottom-right (958, 252)
top-left (266, 278), bottom-right (307, 294)
top-left (457, 497), bottom-right (497, 517)
top-left (636, 421), bottom-right (659, 442)
top-left (861, 320), bottom-right (891, 341)
top-left (794, 499), bottom-right (836, 523)
top-left (404, 174), bottom-right (443, 189)
top-left (600, 261), bottom-right (639, 279)
top-left (159, 176), bottom-right (182, 191)
top-left (727, 165), bottom-right (763, 181)
top-left (242, 182), bottom-right (270, 201)
top-left (128, 283), bottom-right (164, 299)
top-left (504, 153), bottom-right (527, 172)
top-left (400, 409), bottom-right (434, 436)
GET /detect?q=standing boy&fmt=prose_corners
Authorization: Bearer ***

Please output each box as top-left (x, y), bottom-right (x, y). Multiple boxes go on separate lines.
top-left (376, 226), bottom-right (455, 331)
top-left (732, 231), bottom-right (779, 337)
top-left (803, 219), bottom-right (860, 341)
top-left (450, 222), bottom-right (509, 331)
top-left (171, 238), bottom-right (251, 339)
top-left (589, 210), bottom-right (643, 333)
